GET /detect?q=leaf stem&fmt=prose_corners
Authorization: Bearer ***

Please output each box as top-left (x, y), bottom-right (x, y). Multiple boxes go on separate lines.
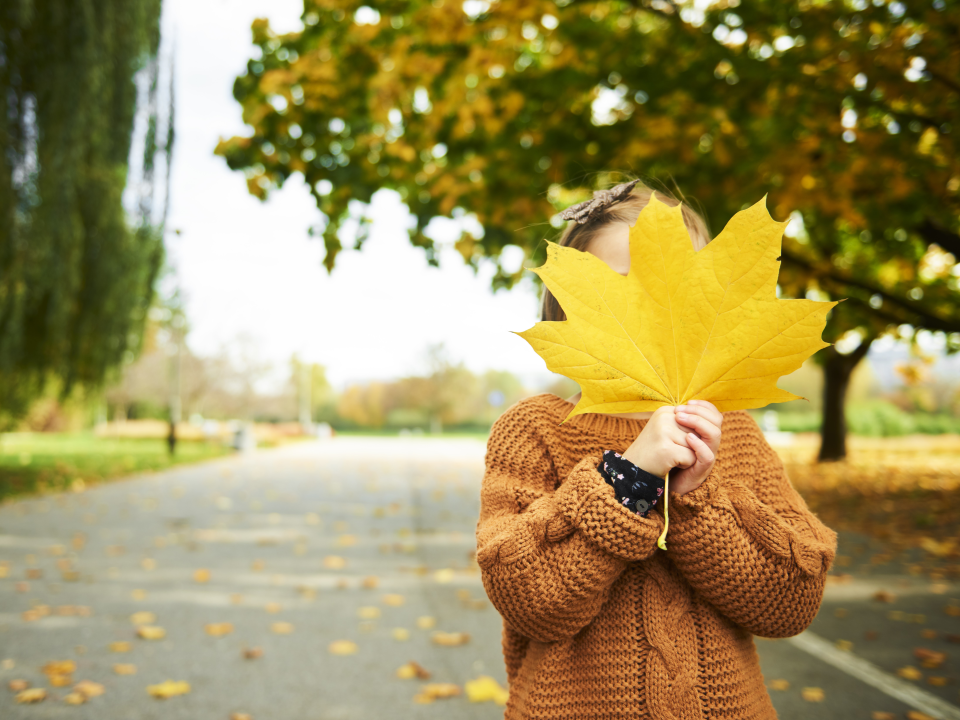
top-left (657, 470), bottom-right (670, 551)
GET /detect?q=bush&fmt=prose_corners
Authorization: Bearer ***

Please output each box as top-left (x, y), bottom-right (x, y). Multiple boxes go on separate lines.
top-left (760, 403), bottom-right (960, 436)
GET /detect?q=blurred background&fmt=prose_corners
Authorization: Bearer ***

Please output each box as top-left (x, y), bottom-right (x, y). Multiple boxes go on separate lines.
top-left (2, 1), bottom-right (960, 718)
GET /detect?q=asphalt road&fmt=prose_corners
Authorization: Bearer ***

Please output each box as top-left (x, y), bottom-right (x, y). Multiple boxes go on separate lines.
top-left (1, 437), bottom-right (958, 719)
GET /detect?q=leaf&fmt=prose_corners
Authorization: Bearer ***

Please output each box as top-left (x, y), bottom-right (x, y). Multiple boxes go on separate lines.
top-left (801, 687), bottom-right (824, 702)
top-left (897, 666), bottom-right (922, 680)
top-left (392, 627), bottom-right (410, 641)
top-left (913, 648), bottom-right (946, 668)
top-left (413, 683), bottom-right (461, 703)
top-left (193, 569), bottom-right (211, 583)
top-left (147, 680), bottom-right (191, 699)
top-left (328, 640), bottom-right (358, 655)
top-left (768, 679), bottom-right (790, 691)
top-left (431, 631), bottom-right (470, 646)
top-left (873, 590), bottom-right (896, 603)
top-left (270, 622), bottom-right (294, 634)
top-left (465, 675), bottom-right (509, 705)
top-left (136, 625), bottom-right (166, 640)
top-left (416, 616), bottom-right (437, 630)
top-left (518, 195), bottom-right (836, 418)
top-left (63, 691), bottom-right (86, 705)
top-left (42, 660), bottom-right (76, 676)
top-left (15, 688), bottom-right (46, 703)
top-left (8, 679), bottom-right (30, 691)
top-left (357, 606), bottom-right (381, 619)
top-left (130, 611), bottom-right (156, 624)
top-left (113, 664), bottom-right (137, 675)
top-left (323, 555), bottom-right (346, 569)
top-left (381, 594), bottom-right (405, 606)
top-left (109, 641), bottom-right (132, 652)
top-left (73, 680), bottom-right (105, 698)
top-left (396, 661), bottom-right (431, 680)
top-left (204, 622), bottom-right (234, 637)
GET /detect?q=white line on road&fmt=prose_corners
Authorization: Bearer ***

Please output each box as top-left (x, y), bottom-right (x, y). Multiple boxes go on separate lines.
top-left (787, 631), bottom-right (960, 720)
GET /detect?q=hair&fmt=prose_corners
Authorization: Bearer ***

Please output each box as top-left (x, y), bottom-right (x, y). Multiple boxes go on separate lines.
top-left (541, 176), bottom-right (713, 322)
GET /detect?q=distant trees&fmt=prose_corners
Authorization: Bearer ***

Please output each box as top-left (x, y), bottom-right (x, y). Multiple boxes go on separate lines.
top-left (0, 0), bottom-right (171, 427)
top-left (217, 0), bottom-right (960, 459)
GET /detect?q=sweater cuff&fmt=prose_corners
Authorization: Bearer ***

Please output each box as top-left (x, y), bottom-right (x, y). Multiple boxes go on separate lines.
top-left (670, 467), bottom-right (724, 516)
top-left (554, 454), bottom-right (664, 562)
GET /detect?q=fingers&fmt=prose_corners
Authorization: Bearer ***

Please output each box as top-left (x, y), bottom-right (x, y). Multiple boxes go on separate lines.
top-left (686, 432), bottom-right (715, 465)
top-left (675, 399), bottom-right (722, 428)
top-left (674, 410), bottom-right (721, 446)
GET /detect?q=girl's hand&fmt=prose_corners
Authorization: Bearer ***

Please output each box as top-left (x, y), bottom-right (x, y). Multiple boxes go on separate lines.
top-left (670, 400), bottom-right (722, 496)
top-left (622, 406), bottom-right (696, 478)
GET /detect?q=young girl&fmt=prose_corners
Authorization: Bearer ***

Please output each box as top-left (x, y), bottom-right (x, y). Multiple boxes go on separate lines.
top-left (476, 178), bottom-right (838, 720)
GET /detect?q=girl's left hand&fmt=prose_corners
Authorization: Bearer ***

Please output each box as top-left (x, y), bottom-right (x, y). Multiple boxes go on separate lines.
top-left (670, 400), bottom-right (722, 496)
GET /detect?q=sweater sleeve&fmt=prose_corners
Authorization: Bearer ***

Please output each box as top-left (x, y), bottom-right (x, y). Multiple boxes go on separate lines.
top-left (476, 402), bottom-right (664, 643)
top-left (664, 411), bottom-right (838, 639)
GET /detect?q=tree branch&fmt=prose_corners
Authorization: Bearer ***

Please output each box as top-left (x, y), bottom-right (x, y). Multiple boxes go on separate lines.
top-left (779, 249), bottom-right (960, 333)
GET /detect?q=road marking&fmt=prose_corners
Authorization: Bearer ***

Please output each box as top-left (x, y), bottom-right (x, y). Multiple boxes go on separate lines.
top-left (787, 631), bottom-right (960, 720)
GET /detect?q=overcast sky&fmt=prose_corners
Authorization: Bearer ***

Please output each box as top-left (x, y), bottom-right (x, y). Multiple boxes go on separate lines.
top-left (160, 0), bottom-right (551, 391)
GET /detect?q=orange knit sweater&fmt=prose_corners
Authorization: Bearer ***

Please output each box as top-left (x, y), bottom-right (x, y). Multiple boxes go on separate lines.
top-left (476, 394), bottom-right (837, 720)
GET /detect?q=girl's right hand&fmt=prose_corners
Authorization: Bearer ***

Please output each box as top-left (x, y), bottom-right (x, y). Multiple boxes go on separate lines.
top-left (621, 406), bottom-right (695, 478)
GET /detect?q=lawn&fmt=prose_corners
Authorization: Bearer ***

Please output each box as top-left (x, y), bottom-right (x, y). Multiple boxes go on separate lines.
top-left (0, 432), bottom-right (232, 503)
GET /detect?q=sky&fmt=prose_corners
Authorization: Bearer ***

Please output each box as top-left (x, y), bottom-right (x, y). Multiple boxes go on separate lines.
top-left (160, 0), bottom-right (550, 391)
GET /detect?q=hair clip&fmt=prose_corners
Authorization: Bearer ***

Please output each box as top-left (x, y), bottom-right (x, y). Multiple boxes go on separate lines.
top-left (557, 179), bottom-right (640, 225)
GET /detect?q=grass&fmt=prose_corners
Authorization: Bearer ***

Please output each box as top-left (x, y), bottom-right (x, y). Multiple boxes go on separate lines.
top-left (0, 432), bottom-right (232, 503)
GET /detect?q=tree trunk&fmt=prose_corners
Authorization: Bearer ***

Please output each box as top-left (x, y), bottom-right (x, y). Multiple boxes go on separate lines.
top-left (818, 339), bottom-right (873, 462)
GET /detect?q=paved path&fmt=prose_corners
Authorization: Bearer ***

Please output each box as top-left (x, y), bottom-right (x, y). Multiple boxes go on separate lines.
top-left (0, 437), bottom-right (958, 719)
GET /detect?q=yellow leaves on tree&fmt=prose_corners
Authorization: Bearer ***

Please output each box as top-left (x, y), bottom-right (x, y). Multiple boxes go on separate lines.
top-left (518, 194), bottom-right (837, 420)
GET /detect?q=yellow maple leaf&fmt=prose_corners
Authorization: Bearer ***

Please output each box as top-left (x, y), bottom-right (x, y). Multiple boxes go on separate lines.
top-left (518, 194), bottom-right (837, 418)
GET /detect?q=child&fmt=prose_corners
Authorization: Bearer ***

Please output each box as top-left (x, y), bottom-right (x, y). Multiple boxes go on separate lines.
top-left (476, 178), bottom-right (838, 720)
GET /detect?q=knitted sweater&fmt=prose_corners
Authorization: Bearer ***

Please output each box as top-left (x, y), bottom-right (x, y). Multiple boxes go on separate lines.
top-left (476, 394), bottom-right (837, 720)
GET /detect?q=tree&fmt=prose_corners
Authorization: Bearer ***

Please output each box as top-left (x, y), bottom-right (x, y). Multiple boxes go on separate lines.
top-left (216, 0), bottom-right (960, 458)
top-left (0, 0), bottom-right (171, 426)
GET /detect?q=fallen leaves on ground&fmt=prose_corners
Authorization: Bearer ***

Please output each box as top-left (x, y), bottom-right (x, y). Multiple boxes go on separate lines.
top-left (906, 712), bottom-right (936, 720)
top-left (328, 640), bottom-right (358, 655)
top-left (897, 666), bottom-right (923, 680)
top-left (73, 680), bottom-right (105, 698)
top-left (801, 687), bottom-right (824, 702)
top-left (136, 625), bottom-right (166, 640)
top-left (392, 627), bottom-right (410, 641)
top-left (396, 661), bottom-right (432, 680)
top-left (63, 691), bottom-right (86, 705)
top-left (242, 647), bottom-right (263, 659)
top-left (465, 675), bottom-right (509, 705)
top-left (42, 660), bottom-right (76, 676)
top-left (113, 664), bottom-right (137, 675)
top-left (768, 679), bottom-right (790, 691)
top-left (270, 622), bottom-right (294, 634)
top-left (323, 555), bottom-right (346, 569)
top-left (9, 679), bottom-right (30, 691)
top-left (357, 606), bottom-right (381, 619)
top-left (361, 575), bottom-right (379, 589)
top-left (871, 713), bottom-right (895, 720)
top-left (15, 688), bottom-right (46, 703)
top-left (835, 639), bottom-right (853, 651)
top-left (382, 593), bottom-right (404, 606)
top-left (928, 676), bottom-right (948, 686)
top-left (130, 611), bottom-right (156, 624)
top-left (109, 641), bottom-right (131, 652)
top-left (147, 680), bottom-right (191, 699)
top-left (230, 714), bottom-right (252, 720)
top-left (204, 622), bottom-right (234, 637)
top-left (413, 683), bottom-right (461, 703)
top-left (872, 590), bottom-right (896, 603)
top-left (913, 648), bottom-right (946, 668)
top-left (193, 568), bottom-right (211, 583)
top-left (431, 631), bottom-right (471, 646)
top-left (416, 616), bottom-right (436, 629)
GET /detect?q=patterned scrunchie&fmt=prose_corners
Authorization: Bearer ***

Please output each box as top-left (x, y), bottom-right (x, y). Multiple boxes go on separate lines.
top-left (597, 450), bottom-right (665, 517)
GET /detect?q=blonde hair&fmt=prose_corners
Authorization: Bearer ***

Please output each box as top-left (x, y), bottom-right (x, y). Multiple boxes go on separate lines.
top-left (541, 177), bottom-right (712, 322)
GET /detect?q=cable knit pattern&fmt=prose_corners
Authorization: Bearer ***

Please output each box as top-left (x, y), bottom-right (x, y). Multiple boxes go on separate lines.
top-left (476, 394), bottom-right (838, 720)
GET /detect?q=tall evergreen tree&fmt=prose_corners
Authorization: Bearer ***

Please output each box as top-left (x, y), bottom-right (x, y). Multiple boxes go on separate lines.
top-left (0, 0), bottom-right (170, 426)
